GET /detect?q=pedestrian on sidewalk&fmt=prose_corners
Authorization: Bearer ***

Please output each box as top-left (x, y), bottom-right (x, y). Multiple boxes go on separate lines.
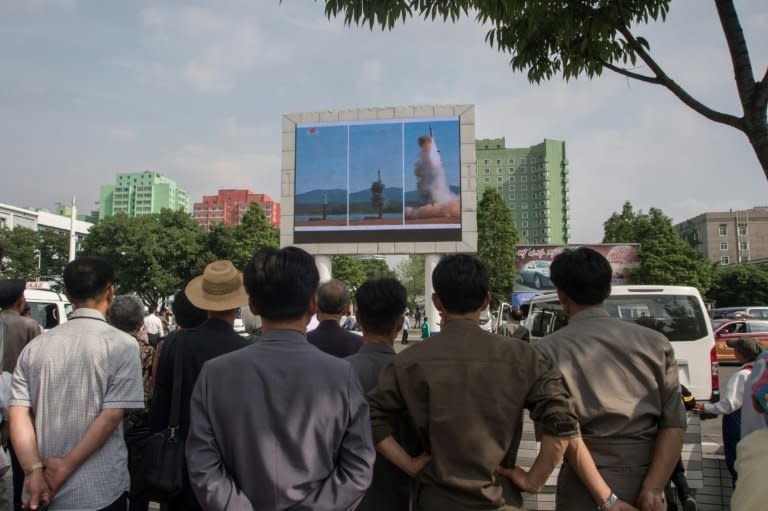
top-left (694, 337), bottom-right (761, 486)
top-left (401, 313), bottom-right (410, 344)
top-left (730, 350), bottom-right (768, 511)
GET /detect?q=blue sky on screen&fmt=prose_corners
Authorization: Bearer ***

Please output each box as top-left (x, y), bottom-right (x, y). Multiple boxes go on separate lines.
top-left (295, 125), bottom-right (347, 194)
top-left (348, 122), bottom-right (403, 194)
top-left (404, 120), bottom-right (460, 194)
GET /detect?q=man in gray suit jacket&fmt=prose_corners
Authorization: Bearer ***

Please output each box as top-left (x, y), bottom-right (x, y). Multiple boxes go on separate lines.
top-left (346, 278), bottom-right (422, 511)
top-left (185, 247), bottom-right (375, 510)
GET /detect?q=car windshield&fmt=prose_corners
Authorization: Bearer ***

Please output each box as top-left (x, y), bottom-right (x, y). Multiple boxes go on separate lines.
top-left (535, 262), bottom-right (549, 268)
top-left (529, 294), bottom-right (708, 342)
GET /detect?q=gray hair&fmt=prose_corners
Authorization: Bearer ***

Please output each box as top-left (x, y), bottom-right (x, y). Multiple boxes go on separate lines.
top-left (317, 279), bottom-right (351, 314)
top-left (241, 307), bottom-right (262, 335)
top-left (107, 295), bottom-right (145, 334)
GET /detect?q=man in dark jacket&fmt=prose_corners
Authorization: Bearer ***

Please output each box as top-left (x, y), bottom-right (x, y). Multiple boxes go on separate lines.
top-left (149, 260), bottom-right (250, 511)
top-left (307, 279), bottom-right (362, 357)
top-left (346, 278), bottom-right (419, 511)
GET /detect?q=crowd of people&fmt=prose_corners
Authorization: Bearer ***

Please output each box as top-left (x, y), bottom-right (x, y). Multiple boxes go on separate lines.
top-left (0, 246), bottom-right (765, 511)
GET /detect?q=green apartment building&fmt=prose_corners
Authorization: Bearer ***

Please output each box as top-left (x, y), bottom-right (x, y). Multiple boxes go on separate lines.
top-left (476, 138), bottom-right (570, 244)
top-left (99, 171), bottom-right (191, 219)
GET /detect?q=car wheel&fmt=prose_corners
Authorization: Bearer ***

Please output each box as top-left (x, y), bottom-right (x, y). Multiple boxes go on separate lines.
top-left (534, 275), bottom-right (542, 289)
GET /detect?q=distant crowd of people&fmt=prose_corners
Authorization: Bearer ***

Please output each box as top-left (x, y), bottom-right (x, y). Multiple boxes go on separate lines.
top-left (0, 246), bottom-right (766, 510)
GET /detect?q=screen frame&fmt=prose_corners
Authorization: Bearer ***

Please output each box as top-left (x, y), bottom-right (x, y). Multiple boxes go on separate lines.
top-left (280, 104), bottom-right (477, 255)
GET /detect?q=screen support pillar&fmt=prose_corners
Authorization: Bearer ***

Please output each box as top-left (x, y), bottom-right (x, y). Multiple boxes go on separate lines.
top-left (424, 254), bottom-right (441, 334)
top-left (315, 255), bottom-right (332, 283)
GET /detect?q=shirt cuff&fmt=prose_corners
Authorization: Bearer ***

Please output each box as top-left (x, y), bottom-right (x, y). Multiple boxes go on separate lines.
top-left (104, 400), bottom-right (146, 409)
top-left (540, 413), bottom-right (581, 438)
top-left (8, 399), bottom-right (31, 407)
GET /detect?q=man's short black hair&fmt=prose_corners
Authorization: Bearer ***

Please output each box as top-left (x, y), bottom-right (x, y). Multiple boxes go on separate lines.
top-left (316, 279), bottom-right (351, 314)
top-left (171, 289), bottom-right (207, 329)
top-left (432, 255), bottom-right (489, 314)
top-left (356, 278), bottom-right (407, 336)
top-left (550, 247), bottom-right (612, 305)
top-left (243, 246), bottom-right (319, 321)
top-left (63, 256), bottom-right (115, 302)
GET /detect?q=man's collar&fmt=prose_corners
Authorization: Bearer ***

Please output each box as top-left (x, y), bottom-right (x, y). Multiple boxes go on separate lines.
top-left (568, 307), bottom-right (610, 322)
top-left (71, 308), bottom-right (107, 320)
top-left (259, 328), bottom-right (309, 343)
top-left (359, 343), bottom-right (396, 355)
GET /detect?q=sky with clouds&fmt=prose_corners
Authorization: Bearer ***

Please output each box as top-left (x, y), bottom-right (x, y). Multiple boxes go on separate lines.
top-left (1, 0), bottom-right (766, 244)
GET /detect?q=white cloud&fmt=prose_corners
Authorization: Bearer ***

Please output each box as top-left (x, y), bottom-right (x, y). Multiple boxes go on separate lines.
top-left (160, 145), bottom-right (281, 202)
top-left (132, 5), bottom-right (266, 93)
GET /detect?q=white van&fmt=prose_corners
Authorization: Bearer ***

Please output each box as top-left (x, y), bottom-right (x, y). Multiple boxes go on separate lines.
top-left (24, 288), bottom-right (72, 330)
top-left (523, 285), bottom-right (717, 402)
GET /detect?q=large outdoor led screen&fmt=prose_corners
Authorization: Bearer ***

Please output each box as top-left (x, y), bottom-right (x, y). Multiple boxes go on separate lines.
top-left (293, 117), bottom-right (462, 243)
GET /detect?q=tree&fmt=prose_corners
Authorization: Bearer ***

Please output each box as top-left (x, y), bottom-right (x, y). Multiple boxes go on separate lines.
top-left (603, 201), bottom-right (712, 292)
top-left (477, 189), bottom-right (519, 306)
top-left (37, 229), bottom-right (69, 280)
top-left (332, 256), bottom-right (366, 290)
top-left (323, 0), bottom-right (768, 178)
top-left (229, 203), bottom-right (279, 270)
top-left (708, 263), bottom-right (768, 307)
top-left (81, 211), bottom-right (205, 308)
top-left (359, 258), bottom-right (396, 281)
top-left (396, 255), bottom-right (425, 310)
top-left (0, 227), bottom-right (38, 279)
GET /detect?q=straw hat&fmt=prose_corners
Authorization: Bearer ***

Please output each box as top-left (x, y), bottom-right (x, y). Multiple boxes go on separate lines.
top-left (185, 260), bottom-right (249, 312)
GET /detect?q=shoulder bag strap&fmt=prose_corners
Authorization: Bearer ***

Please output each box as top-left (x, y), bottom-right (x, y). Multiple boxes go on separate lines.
top-left (168, 334), bottom-right (183, 434)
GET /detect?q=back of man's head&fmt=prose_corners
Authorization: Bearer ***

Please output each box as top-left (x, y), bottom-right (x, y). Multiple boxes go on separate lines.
top-left (356, 278), bottom-right (407, 336)
top-left (432, 255), bottom-right (489, 314)
top-left (243, 246), bottom-right (319, 321)
top-left (550, 247), bottom-right (612, 305)
top-left (317, 279), bottom-right (351, 315)
top-left (107, 295), bottom-right (144, 334)
top-left (63, 256), bottom-right (115, 303)
top-left (171, 289), bottom-right (207, 329)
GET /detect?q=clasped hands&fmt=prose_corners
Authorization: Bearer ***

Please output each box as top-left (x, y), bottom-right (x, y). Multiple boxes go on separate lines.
top-left (496, 465), bottom-right (665, 511)
top-left (23, 457), bottom-right (72, 510)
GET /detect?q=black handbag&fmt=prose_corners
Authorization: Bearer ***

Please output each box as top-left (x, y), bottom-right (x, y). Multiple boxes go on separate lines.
top-left (127, 335), bottom-right (186, 501)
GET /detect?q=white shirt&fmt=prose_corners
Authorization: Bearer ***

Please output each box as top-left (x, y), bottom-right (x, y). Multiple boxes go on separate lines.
top-left (143, 312), bottom-right (164, 336)
top-left (740, 370), bottom-right (768, 437)
top-left (703, 364), bottom-right (752, 415)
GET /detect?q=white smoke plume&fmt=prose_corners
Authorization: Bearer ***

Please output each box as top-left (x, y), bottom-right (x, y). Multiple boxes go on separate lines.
top-left (407, 132), bottom-right (460, 219)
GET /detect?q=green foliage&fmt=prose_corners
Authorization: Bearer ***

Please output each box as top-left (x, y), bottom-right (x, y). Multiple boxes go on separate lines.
top-left (0, 228), bottom-right (69, 281)
top-left (603, 201), bottom-right (712, 293)
top-left (321, 0), bottom-right (768, 177)
top-left (359, 258), bottom-right (396, 280)
top-left (708, 263), bottom-right (768, 307)
top-left (477, 188), bottom-right (519, 306)
top-left (324, 0), bottom-right (670, 82)
top-left (332, 256), bottom-right (366, 289)
top-left (0, 227), bottom-right (39, 280)
top-left (395, 255), bottom-right (425, 309)
top-left (230, 203), bottom-right (279, 270)
top-left (81, 210), bottom-right (205, 307)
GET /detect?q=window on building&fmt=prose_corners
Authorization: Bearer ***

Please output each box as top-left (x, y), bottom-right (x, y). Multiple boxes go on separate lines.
top-left (521, 175), bottom-right (527, 182)
top-left (720, 256), bottom-right (729, 265)
top-left (497, 168), bottom-right (503, 175)
top-left (497, 177), bottom-right (503, 183)
top-left (496, 159), bottom-right (501, 165)
top-left (508, 159), bottom-right (514, 164)
top-left (738, 224), bottom-right (747, 235)
top-left (484, 177), bottom-right (490, 184)
top-left (522, 202), bottom-right (528, 208)
top-left (520, 166), bottom-right (527, 173)
top-left (484, 159), bottom-right (488, 164)
top-left (521, 184), bottom-right (527, 191)
top-left (740, 241), bottom-right (748, 250)
top-left (497, 186), bottom-right (503, 192)
top-left (720, 242), bottom-right (728, 251)
top-left (740, 255), bottom-right (750, 263)
top-left (509, 184), bottom-right (515, 192)
top-left (484, 168), bottom-right (490, 175)
top-left (509, 167), bottom-right (515, 174)
top-left (522, 212), bottom-right (528, 218)
top-left (718, 224), bottom-right (727, 236)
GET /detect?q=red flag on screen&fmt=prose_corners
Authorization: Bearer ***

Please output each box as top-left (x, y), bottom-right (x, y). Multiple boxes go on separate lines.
top-left (308, 127), bottom-right (317, 135)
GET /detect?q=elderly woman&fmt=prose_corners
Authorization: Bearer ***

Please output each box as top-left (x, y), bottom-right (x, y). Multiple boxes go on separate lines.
top-left (107, 295), bottom-right (155, 419)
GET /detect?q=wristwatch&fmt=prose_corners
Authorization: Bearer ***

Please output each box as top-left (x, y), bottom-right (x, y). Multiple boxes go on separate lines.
top-left (598, 492), bottom-right (618, 511)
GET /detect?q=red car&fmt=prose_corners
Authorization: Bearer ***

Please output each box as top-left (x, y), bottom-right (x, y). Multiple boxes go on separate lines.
top-left (712, 319), bottom-right (768, 362)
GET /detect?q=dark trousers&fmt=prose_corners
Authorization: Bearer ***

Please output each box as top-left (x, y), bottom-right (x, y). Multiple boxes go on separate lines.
top-left (10, 443), bottom-right (23, 511)
top-left (100, 492), bottom-right (129, 511)
top-left (401, 330), bottom-right (408, 343)
top-left (722, 409), bottom-right (741, 487)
